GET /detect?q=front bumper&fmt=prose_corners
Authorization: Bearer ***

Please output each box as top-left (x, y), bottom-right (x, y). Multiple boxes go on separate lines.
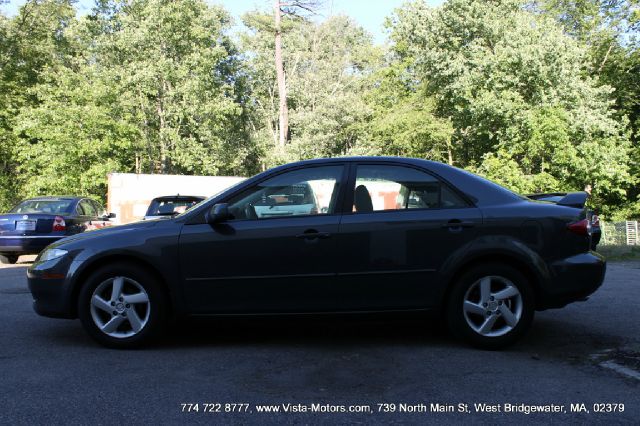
top-left (27, 256), bottom-right (77, 319)
top-left (0, 236), bottom-right (64, 255)
top-left (538, 251), bottom-right (606, 309)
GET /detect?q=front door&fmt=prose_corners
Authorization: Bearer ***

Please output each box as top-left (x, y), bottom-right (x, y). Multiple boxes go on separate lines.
top-left (179, 164), bottom-right (347, 313)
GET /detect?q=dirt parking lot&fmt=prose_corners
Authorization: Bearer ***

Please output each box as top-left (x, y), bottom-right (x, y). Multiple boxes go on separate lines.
top-left (0, 257), bottom-right (639, 424)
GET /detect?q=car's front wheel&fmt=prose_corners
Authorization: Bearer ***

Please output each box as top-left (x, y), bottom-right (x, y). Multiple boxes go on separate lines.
top-left (78, 263), bottom-right (167, 348)
top-left (446, 263), bottom-right (534, 349)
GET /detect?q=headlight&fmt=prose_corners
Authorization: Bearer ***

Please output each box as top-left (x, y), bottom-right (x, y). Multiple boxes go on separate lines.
top-left (39, 248), bottom-right (68, 262)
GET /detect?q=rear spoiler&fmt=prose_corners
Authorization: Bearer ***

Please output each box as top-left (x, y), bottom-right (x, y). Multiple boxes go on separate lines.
top-left (526, 192), bottom-right (589, 209)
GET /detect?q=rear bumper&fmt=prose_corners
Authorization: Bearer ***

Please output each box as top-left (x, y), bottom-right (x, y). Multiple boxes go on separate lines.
top-left (0, 236), bottom-right (64, 255)
top-left (538, 251), bottom-right (606, 309)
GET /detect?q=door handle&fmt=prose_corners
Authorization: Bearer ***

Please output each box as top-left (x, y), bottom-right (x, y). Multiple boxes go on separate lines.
top-left (296, 230), bottom-right (331, 239)
top-left (442, 220), bottom-right (475, 229)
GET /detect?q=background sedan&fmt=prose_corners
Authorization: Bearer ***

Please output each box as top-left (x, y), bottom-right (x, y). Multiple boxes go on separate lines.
top-left (0, 196), bottom-right (115, 264)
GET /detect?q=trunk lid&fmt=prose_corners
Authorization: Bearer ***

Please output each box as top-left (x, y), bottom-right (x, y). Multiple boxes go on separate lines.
top-left (0, 214), bottom-right (58, 235)
top-left (527, 191), bottom-right (594, 254)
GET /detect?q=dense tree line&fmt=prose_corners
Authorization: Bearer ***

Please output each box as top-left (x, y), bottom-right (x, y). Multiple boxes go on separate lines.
top-left (0, 0), bottom-right (638, 218)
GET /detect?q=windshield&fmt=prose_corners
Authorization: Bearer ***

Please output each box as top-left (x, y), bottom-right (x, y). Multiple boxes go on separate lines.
top-left (10, 199), bottom-right (74, 214)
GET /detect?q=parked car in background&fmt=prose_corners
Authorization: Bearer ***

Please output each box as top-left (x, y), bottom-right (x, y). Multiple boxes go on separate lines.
top-left (0, 196), bottom-right (115, 264)
top-left (526, 192), bottom-right (601, 249)
top-left (143, 195), bottom-right (205, 220)
top-left (27, 157), bottom-right (605, 349)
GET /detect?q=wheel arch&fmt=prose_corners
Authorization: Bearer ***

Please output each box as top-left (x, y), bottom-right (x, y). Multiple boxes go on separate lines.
top-left (70, 254), bottom-right (174, 318)
top-left (438, 251), bottom-right (547, 311)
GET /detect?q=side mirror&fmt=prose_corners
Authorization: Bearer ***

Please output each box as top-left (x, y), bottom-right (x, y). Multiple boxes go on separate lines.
top-left (206, 203), bottom-right (231, 224)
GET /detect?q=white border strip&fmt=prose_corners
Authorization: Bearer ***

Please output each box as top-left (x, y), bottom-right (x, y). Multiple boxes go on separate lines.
top-left (599, 360), bottom-right (640, 381)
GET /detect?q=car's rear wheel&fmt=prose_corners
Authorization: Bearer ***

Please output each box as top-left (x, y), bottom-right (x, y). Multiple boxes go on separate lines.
top-left (78, 263), bottom-right (167, 348)
top-left (446, 263), bottom-right (534, 349)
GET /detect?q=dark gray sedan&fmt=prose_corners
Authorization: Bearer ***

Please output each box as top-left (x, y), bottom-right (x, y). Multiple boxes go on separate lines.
top-left (27, 157), bottom-right (605, 349)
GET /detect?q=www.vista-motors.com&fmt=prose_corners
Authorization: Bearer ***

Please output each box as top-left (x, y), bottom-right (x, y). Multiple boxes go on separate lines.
top-left (180, 402), bottom-right (625, 415)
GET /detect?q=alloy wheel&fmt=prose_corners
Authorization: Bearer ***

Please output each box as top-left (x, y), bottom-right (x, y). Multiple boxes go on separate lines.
top-left (89, 276), bottom-right (151, 338)
top-left (462, 275), bottom-right (523, 337)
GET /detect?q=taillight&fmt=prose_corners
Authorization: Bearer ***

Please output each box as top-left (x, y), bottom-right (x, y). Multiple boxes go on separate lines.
top-left (567, 218), bottom-right (591, 236)
top-left (53, 216), bottom-right (66, 232)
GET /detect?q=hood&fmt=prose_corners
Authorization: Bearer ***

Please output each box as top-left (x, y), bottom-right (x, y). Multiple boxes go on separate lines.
top-left (50, 220), bottom-right (160, 248)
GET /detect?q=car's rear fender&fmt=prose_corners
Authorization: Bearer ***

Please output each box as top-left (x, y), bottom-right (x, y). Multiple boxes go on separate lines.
top-left (435, 235), bottom-right (551, 311)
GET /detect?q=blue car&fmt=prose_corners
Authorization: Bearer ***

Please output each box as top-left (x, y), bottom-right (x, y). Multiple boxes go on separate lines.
top-left (0, 196), bottom-right (115, 264)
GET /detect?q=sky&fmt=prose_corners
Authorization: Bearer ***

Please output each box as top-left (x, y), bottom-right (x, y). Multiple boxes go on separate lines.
top-left (1, 0), bottom-right (444, 44)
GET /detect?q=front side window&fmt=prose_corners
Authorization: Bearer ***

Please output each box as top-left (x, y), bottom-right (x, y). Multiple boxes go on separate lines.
top-left (91, 200), bottom-right (106, 217)
top-left (353, 165), bottom-right (468, 213)
top-left (227, 165), bottom-right (344, 220)
top-left (79, 200), bottom-right (97, 217)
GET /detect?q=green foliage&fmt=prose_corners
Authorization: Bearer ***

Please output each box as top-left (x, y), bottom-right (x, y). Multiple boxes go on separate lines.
top-left (355, 63), bottom-right (454, 161)
top-left (0, 0), bottom-right (637, 218)
top-left (3, 0), bottom-right (253, 207)
top-left (388, 0), bottom-right (633, 215)
top-left (241, 13), bottom-right (381, 167)
top-left (537, 0), bottom-right (640, 217)
top-left (0, 0), bottom-right (77, 210)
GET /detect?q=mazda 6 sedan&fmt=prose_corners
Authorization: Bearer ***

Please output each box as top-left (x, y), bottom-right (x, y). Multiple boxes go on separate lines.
top-left (27, 157), bottom-right (605, 349)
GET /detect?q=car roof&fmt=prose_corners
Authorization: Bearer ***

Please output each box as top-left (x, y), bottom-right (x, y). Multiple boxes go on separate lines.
top-left (152, 195), bottom-right (205, 201)
top-left (22, 196), bottom-right (83, 202)
top-left (202, 157), bottom-right (524, 211)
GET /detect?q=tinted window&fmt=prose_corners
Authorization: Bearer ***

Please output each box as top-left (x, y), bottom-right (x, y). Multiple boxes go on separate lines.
top-left (353, 165), bottom-right (467, 213)
top-left (227, 166), bottom-right (343, 220)
top-left (10, 200), bottom-right (74, 214)
top-left (147, 199), bottom-right (202, 216)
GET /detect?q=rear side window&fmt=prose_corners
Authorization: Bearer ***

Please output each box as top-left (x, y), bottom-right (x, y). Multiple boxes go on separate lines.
top-left (353, 165), bottom-right (468, 213)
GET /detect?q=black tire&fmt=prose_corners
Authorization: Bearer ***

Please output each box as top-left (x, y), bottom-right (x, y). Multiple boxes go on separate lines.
top-left (2, 255), bottom-right (19, 264)
top-left (446, 263), bottom-right (534, 350)
top-left (78, 262), bottom-right (168, 349)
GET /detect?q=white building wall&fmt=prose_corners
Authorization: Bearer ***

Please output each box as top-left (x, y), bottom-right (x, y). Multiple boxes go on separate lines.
top-left (107, 173), bottom-right (245, 224)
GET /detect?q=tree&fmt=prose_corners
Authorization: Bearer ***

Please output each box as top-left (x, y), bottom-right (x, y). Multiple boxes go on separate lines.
top-left (388, 0), bottom-right (632, 213)
top-left (242, 12), bottom-right (380, 166)
top-left (0, 0), bottom-right (76, 210)
top-left (537, 0), bottom-right (640, 217)
top-left (12, 0), bottom-right (254, 203)
top-left (272, 0), bottom-right (322, 148)
top-left (356, 61), bottom-right (454, 162)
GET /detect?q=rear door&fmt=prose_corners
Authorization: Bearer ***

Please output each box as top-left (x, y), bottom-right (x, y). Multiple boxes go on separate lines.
top-left (336, 163), bottom-right (482, 310)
